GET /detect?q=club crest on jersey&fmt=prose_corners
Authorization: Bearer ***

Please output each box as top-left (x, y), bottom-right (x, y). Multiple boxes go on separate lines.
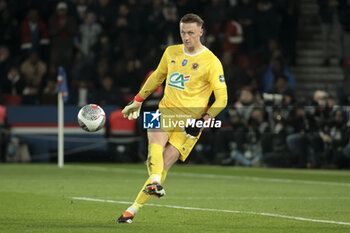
top-left (192, 63), bottom-right (199, 70)
top-left (219, 75), bottom-right (225, 82)
top-left (168, 72), bottom-right (190, 90)
top-left (182, 59), bottom-right (188, 66)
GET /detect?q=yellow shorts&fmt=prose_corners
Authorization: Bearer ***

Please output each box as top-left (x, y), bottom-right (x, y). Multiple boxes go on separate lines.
top-left (159, 108), bottom-right (201, 162)
top-left (167, 130), bottom-right (200, 162)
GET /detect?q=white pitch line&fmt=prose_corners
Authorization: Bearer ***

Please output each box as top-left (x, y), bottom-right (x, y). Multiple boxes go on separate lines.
top-left (102, 196), bottom-right (350, 201)
top-left (102, 196), bottom-right (350, 200)
top-left (72, 197), bottom-right (350, 226)
top-left (149, 196), bottom-right (350, 200)
top-left (66, 165), bottom-right (350, 188)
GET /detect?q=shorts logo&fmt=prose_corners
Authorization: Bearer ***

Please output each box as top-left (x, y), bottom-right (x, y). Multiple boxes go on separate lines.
top-left (219, 75), bottom-right (225, 82)
top-left (143, 110), bottom-right (161, 129)
top-left (168, 72), bottom-right (190, 90)
top-left (182, 59), bottom-right (188, 66)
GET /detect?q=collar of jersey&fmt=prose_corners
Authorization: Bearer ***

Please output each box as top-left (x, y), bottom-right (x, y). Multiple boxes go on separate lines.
top-left (182, 45), bottom-right (207, 57)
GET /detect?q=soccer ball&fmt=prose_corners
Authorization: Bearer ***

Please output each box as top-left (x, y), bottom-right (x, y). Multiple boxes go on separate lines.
top-left (77, 104), bottom-right (106, 132)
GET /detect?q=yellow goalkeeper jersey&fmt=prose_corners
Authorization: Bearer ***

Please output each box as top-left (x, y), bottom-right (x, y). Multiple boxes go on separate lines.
top-left (139, 44), bottom-right (227, 118)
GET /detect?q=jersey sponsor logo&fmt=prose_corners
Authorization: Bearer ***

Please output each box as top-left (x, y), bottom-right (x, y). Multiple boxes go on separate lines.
top-left (182, 59), bottom-right (188, 66)
top-left (168, 72), bottom-right (190, 90)
top-left (219, 75), bottom-right (225, 82)
top-left (192, 63), bottom-right (199, 70)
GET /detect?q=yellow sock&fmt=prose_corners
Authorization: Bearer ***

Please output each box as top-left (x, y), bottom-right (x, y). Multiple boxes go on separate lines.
top-left (133, 177), bottom-right (151, 208)
top-left (132, 170), bottom-right (168, 213)
top-left (147, 143), bottom-right (164, 183)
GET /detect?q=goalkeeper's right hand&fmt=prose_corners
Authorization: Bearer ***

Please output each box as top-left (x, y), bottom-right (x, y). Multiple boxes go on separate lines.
top-left (122, 95), bottom-right (144, 120)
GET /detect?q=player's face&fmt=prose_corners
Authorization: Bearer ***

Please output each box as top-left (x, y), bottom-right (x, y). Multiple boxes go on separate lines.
top-left (180, 22), bottom-right (203, 50)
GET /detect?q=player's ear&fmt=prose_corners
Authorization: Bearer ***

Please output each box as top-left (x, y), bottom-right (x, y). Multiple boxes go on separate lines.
top-left (199, 28), bottom-right (203, 36)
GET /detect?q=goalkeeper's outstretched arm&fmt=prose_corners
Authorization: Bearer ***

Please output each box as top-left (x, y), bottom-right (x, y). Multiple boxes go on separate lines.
top-left (122, 68), bottom-right (167, 120)
top-left (137, 69), bottom-right (167, 100)
top-left (121, 69), bottom-right (167, 120)
top-left (122, 47), bottom-right (168, 120)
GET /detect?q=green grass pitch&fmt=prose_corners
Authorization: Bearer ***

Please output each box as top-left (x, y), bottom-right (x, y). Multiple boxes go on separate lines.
top-left (1, 163), bottom-right (350, 233)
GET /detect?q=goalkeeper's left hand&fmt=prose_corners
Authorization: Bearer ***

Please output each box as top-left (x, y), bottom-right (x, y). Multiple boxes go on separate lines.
top-left (184, 113), bottom-right (210, 139)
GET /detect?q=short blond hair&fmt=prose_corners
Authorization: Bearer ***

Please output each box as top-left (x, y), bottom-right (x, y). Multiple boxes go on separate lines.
top-left (180, 13), bottom-right (204, 28)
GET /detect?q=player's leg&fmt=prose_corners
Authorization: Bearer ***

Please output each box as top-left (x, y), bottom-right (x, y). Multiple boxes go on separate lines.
top-left (117, 143), bottom-right (180, 224)
top-left (125, 143), bottom-right (179, 210)
top-left (158, 143), bottom-right (181, 191)
top-left (163, 143), bottom-right (181, 171)
top-left (141, 129), bottom-right (169, 198)
top-left (146, 129), bottom-right (168, 183)
top-left (131, 131), bottom-right (176, 203)
top-left (116, 173), bottom-right (168, 224)
top-left (138, 142), bottom-right (180, 198)
top-left (117, 129), bottom-right (168, 223)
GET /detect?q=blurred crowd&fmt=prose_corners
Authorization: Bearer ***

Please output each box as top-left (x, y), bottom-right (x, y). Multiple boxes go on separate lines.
top-left (0, 0), bottom-right (303, 106)
top-left (198, 89), bottom-right (350, 169)
top-left (0, 0), bottom-right (350, 168)
top-left (0, 0), bottom-right (349, 106)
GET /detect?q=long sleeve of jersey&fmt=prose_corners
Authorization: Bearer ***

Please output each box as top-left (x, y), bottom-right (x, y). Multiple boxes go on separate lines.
top-left (138, 49), bottom-right (168, 99)
top-left (206, 58), bottom-right (228, 118)
top-left (207, 87), bottom-right (228, 117)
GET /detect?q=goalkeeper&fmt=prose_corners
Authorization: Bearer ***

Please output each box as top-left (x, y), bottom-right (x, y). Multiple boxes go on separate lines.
top-left (117, 13), bottom-right (228, 223)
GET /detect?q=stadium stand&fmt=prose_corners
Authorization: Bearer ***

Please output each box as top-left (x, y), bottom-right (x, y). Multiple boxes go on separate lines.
top-left (0, 0), bottom-right (349, 169)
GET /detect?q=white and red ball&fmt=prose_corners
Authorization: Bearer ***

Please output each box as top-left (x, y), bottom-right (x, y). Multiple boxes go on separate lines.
top-left (77, 104), bottom-right (106, 132)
